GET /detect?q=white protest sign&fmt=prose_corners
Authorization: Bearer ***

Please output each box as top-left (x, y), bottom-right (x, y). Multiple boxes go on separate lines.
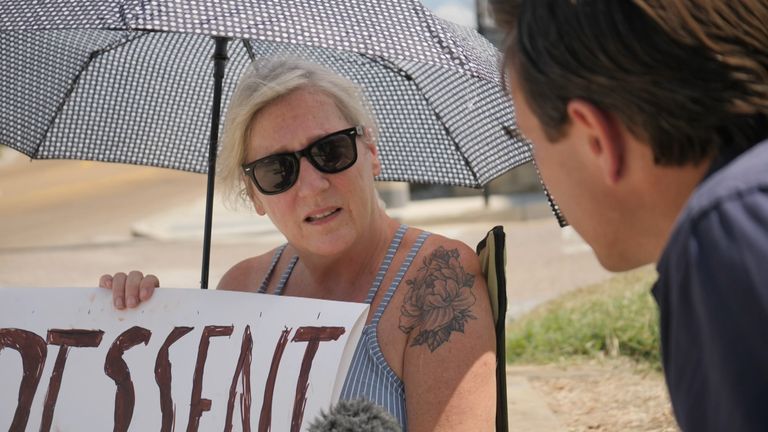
top-left (0, 287), bottom-right (368, 432)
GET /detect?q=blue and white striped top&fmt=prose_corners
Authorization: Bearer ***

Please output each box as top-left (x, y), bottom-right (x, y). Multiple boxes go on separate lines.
top-left (257, 225), bottom-right (430, 430)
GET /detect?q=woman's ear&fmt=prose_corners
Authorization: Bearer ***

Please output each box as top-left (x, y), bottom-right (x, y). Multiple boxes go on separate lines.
top-left (243, 179), bottom-right (267, 215)
top-left (364, 127), bottom-right (382, 177)
top-left (566, 100), bottom-right (625, 184)
top-left (252, 195), bottom-right (267, 216)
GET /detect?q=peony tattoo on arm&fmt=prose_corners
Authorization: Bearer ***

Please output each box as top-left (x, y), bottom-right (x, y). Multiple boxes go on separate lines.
top-left (399, 246), bottom-right (477, 352)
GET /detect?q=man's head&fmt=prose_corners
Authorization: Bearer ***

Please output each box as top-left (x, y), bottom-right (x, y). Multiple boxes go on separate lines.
top-left (492, 0), bottom-right (768, 270)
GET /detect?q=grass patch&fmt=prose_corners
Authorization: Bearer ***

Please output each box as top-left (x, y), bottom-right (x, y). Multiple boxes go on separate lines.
top-left (506, 266), bottom-right (661, 368)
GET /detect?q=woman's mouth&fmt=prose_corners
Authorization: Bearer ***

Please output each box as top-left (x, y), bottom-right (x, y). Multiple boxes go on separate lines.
top-left (304, 208), bottom-right (341, 223)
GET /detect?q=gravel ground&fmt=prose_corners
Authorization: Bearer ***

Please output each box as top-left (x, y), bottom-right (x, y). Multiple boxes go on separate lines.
top-left (510, 358), bottom-right (678, 432)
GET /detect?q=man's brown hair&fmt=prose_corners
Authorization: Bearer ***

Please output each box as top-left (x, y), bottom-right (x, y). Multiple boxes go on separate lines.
top-left (491, 0), bottom-right (768, 165)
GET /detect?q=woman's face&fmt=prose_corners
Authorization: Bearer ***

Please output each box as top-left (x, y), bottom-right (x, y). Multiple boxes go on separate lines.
top-left (244, 87), bottom-right (382, 256)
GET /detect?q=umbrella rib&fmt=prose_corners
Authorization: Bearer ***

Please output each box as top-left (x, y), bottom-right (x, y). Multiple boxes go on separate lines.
top-left (242, 39), bottom-right (257, 62)
top-left (35, 31), bottom-right (151, 158)
top-left (432, 106), bottom-right (481, 187)
top-left (360, 53), bottom-right (482, 186)
top-left (413, 5), bottom-right (474, 75)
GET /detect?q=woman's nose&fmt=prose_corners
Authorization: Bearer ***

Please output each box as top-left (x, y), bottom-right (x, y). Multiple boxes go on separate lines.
top-left (295, 157), bottom-right (330, 197)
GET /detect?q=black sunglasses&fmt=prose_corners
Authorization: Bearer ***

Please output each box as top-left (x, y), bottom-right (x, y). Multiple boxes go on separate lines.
top-left (242, 126), bottom-right (362, 195)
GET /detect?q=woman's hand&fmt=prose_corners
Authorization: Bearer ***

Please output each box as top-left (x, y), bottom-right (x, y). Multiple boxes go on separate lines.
top-left (99, 271), bottom-right (159, 309)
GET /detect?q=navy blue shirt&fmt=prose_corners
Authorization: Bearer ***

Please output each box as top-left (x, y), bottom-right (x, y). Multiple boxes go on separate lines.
top-left (653, 139), bottom-right (768, 431)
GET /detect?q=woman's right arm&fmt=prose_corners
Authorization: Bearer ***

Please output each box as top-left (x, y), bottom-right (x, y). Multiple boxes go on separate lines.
top-left (99, 271), bottom-right (159, 309)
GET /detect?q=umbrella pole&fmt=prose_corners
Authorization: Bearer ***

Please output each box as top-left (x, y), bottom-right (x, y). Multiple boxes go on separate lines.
top-left (200, 36), bottom-right (231, 289)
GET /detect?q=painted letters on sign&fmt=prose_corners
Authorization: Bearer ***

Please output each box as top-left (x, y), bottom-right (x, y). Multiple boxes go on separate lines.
top-left (0, 288), bottom-right (367, 431)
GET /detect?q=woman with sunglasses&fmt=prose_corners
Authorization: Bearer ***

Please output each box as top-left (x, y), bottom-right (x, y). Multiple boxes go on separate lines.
top-left (100, 56), bottom-right (496, 431)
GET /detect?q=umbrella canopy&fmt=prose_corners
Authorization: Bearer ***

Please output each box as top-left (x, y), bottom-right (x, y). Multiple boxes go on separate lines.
top-left (1, 2), bottom-right (529, 188)
top-left (1, 1), bottom-right (534, 295)
top-left (1, 0), bottom-right (500, 79)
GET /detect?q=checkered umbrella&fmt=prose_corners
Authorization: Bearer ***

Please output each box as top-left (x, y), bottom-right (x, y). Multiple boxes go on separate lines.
top-left (0, 0), bottom-right (531, 292)
top-left (1, 1), bottom-right (529, 186)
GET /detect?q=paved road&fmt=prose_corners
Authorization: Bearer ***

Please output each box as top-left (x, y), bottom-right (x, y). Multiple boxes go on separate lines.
top-left (0, 150), bottom-right (612, 319)
top-left (0, 153), bottom-right (206, 249)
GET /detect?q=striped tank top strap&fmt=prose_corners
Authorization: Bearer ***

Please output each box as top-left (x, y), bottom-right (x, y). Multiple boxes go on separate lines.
top-left (257, 244), bottom-right (288, 293)
top-left (363, 224), bottom-right (408, 304)
top-left (273, 255), bottom-right (299, 296)
top-left (371, 231), bottom-right (431, 325)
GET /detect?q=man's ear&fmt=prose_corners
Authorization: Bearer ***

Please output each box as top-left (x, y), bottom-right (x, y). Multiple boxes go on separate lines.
top-left (566, 99), bottom-right (625, 184)
top-left (364, 127), bottom-right (382, 177)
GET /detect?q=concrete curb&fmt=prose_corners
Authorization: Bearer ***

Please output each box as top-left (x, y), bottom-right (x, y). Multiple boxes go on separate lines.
top-left (507, 370), bottom-right (567, 431)
top-left (131, 193), bottom-right (552, 241)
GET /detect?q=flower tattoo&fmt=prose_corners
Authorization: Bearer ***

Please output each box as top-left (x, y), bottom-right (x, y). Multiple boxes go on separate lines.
top-left (399, 247), bottom-right (477, 352)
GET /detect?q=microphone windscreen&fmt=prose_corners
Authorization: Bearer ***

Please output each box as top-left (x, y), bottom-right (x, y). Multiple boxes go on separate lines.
top-left (307, 398), bottom-right (402, 432)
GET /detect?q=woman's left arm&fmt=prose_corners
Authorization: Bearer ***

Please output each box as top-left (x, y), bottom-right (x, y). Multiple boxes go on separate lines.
top-left (400, 241), bottom-right (497, 431)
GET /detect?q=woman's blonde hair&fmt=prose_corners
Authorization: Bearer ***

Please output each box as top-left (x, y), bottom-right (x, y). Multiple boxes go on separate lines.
top-left (218, 56), bottom-right (379, 208)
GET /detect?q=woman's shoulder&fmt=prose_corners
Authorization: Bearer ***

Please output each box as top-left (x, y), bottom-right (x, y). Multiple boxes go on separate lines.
top-left (400, 227), bottom-right (492, 320)
top-left (217, 246), bottom-right (287, 292)
top-left (408, 228), bottom-right (482, 272)
top-left (398, 228), bottom-right (489, 311)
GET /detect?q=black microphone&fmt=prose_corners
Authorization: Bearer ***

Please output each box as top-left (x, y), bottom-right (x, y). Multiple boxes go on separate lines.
top-left (307, 399), bottom-right (402, 432)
